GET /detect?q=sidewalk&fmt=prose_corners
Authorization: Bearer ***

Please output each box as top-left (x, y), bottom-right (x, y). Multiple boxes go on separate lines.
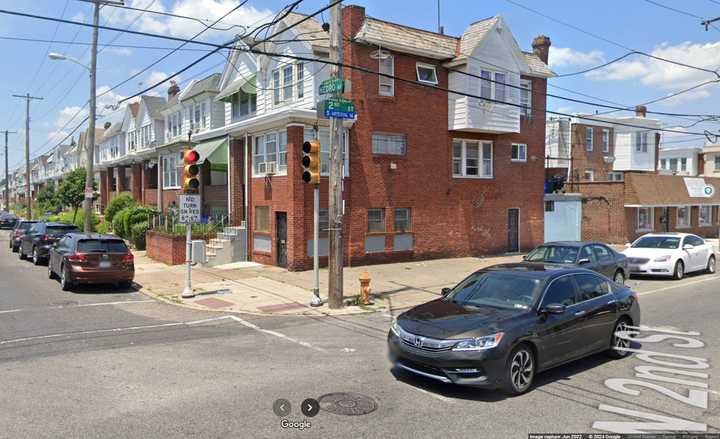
top-left (133, 252), bottom-right (524, 316)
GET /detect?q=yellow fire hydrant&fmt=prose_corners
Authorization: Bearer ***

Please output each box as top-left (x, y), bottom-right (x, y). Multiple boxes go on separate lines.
top-left (359, 271), bottom-right (372, 305)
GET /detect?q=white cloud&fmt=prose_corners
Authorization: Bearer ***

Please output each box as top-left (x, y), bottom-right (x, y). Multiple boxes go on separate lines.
top-left (102, 0), bottom-right (274, 39)
top-left (103, 47), bottom-right (133, 57)
top-left (47, 130), bottom-right (69, 142)
top-left (71, 12), bottom-right (86, 23)
top-left (555, 106), bottom-right (574, 115)
top-left (550, 47), bottom-right (605, 69)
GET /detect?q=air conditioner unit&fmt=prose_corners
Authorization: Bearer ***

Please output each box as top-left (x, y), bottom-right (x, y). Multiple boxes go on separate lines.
top-left (265, 162), bottom-right (277, 175)
top-left (603, 155), bottom-right (615, 164)
top-left (257, 162), bottom-right (267, 174)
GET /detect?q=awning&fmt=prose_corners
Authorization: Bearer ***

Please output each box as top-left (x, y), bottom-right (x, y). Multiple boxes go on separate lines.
top-left (215, 74), bottom-right (257, 102)
top-left (193, 137), bottom-right (228, 171)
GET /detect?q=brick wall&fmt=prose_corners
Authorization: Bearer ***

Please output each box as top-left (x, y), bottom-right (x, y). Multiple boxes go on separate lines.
top-left (228, 138), bottom-right (246, 225)
top-left (573, 181), bottom-right (627, 243)
top-left (146, 230), bottom-right (186, 265)
top-left (569, 123), bottom-right (614, 182)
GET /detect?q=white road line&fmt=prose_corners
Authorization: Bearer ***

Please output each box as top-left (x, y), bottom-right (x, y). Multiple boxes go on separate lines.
top-left (0, 299), bottom-right (155, 315)
top-left (226, 315), bottom-right (328, 353)
top-left (0, 309), bottom-right (23, 315)
top-left (408, 386), bottom-right (454, 403)
top-left (638, 276), bottom-right (719, 297)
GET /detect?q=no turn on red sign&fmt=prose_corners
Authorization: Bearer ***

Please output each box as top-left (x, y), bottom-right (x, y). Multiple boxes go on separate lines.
top-left (179, 194), bottom-right (201, 224)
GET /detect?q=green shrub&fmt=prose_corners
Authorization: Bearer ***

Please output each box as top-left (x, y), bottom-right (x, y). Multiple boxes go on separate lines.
top-left (112, 207), bottom-right (133, 238)
top-left (123, 206), bottom-right (154, 237)
top-left (105, 194), bottom-right (135, 223)
top-left (130, 222), bottom-right (149, 250)
top-left (44, 210), bottom-right (99, 231)
top-left (96, 220), bottom-right (109, 235)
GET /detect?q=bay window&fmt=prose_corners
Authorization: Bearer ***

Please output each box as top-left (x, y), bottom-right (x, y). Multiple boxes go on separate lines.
top-left (452, 139), bottom-right (493, 178)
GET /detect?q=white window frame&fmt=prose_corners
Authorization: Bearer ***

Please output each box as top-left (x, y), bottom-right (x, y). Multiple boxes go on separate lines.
top-left (660, 158), bottom-right (667, 170)
top-left (715, 155), bottom-right (720, 172)
top-left (372, 133), bottom-right (406, 156)
top-left (699, 205), bottom-right (712, 227)
top-left (608, 172), bottom-right (624, 182)
top-left (677, 205), bottom-right (691, 229)
top-left (494, 72), bottom-right (506, 103)
top-left (272, 69), bottom-right (281, 105)
top-left (304, 127), bottom-right (349, 177)
top-left (415, 63), bottom-right (438, 85)
top-left (635, 131), bottom-right (648, 153)
top-left (296, 62), bottom-right (304, 99)
top-left (602, 129), bottom-right (609, 153)
top-left (637, 207), bottom-right (654, 232)
top-left (680, 157), bottom-right (688, 172)
top-left (282, 65), bottom-right (293, 102)
top-left (585, 127), bottom-right (593, 151)
top-left (511, 143), bottom-right (527, 162)
top-left (520, 79), bottom-right (532, 118)
top-left (379, 55), bottom-right (394, 96)
top-left (452, 139), bottom-right (493, 179)
top-left (161, 152), bottom-right (181, 189)
top-left (584, 168), bottom-right (594, 182)
top-left (252, 131), bottom-right (288, 177)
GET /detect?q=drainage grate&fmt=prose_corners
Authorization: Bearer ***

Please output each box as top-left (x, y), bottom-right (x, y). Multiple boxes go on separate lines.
top-left (318, 392), bottom-right (377, 416)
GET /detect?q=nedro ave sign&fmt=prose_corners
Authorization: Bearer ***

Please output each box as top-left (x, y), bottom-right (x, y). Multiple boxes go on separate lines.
top-left (178, 194), bottom-right (201, 224)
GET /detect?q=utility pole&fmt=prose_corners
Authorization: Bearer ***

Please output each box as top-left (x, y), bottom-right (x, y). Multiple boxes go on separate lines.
top-left (12, 94), bottom-right (43, 219)
top-left (701, 17), bottom-right (720, 31)
top-left (327, 0), bottom-right (344, 309)
top-left (1, 130), bottom-right (16, 212)
top-left (83, 0), bottom-right (101, 233)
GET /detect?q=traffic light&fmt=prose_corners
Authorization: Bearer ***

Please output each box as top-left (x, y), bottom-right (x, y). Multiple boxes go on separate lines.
top-left (302, 139), bottom-right (320, 185)
top-left (182, 149), bottom-right (200, 193)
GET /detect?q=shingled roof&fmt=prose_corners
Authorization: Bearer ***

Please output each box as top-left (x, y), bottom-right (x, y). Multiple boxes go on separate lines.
top-left (624, 173), bottom-right (720, 206)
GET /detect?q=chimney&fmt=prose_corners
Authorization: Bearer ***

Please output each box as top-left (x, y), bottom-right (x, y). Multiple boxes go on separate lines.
top-left (532, 35), bottom-right (551, 64)
top-left (168, 80), bottom-right (180, 98)
top-left (635, 105), bottom-right (647, 118)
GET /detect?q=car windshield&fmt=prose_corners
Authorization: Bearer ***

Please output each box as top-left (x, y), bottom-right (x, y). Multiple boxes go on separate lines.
top-left (632, 236), bottom-right (680, 249)
top-left (77, 239), bottom-right (128, 253)
top-left (19, 222), bottom-right (35, 231)
top-left (47, 226), bottom-right (79, 235)
top-left (525, 245), bottom-right (579, 264)
top-left (443, 271), bottom-right (541, 310)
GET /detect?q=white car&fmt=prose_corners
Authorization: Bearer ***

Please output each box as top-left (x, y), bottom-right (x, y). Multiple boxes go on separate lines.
top-left (622, 233), bottom-right (716, 280)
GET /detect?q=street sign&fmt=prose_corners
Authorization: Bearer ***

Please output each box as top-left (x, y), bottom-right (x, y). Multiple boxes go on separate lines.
top-left (323, 98), bottom-right (356, 119)
top-left (178, 194), bottom-right (201, 224)
top-left (319, 78), bottom-right (351, 95)
top-left (84, 187), bottom-right (94, 199)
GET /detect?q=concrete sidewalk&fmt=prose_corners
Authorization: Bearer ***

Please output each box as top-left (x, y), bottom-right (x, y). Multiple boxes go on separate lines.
top-left (133, 252), bottom-right (524, 316)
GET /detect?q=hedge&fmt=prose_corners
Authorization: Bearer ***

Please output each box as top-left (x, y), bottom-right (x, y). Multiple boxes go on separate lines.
top-left (130, 222), bottom-right (149, 250)
top-left (105, 194), bottom-right (135, 223)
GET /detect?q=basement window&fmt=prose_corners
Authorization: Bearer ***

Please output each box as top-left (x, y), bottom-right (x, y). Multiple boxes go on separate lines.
top-left (416, 63), bottom-right (438, 85)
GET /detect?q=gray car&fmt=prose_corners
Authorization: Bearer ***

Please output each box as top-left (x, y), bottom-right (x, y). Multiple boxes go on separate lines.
top-left (524, 241), bottom-right (628, 285)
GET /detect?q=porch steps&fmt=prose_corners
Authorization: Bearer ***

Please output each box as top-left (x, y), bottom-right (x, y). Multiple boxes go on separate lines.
top-left (202, 224), bottom-right (247, 267)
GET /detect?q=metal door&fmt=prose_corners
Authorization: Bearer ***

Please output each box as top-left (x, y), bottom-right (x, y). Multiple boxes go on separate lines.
top-left (276, 212), bottom-right (287, 268)
top-left (544, 194), bottom-right (582, 242)
top-left (507, 208), bottom-right (520, 253)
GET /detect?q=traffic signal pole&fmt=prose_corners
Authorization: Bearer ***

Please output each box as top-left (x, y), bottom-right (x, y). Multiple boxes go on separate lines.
top-left (180, 144), bottom-right (201, 299)
top-left (311, 185), bottom-right (322, 306)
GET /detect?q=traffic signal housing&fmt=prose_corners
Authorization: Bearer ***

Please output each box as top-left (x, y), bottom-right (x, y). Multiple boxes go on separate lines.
top-left (182, 149), bottom-right (200, 193)
top-left (302, 139), bottom-right (320, 185)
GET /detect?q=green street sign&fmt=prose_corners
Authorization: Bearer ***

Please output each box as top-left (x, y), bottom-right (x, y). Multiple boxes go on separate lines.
top-left (323, 98), bottom-right (356, 119)
top-left (319, 78), bottom-right (351, 95)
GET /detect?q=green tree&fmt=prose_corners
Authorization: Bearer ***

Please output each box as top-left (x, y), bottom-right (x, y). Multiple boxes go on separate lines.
top-left (57, 168), bottom-right (96, 223)
top-left (36, 182), bottom-right (61, 214)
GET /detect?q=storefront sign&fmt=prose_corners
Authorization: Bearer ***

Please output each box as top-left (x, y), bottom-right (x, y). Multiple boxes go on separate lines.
top-left (683, 177), bottom-right (715, 198)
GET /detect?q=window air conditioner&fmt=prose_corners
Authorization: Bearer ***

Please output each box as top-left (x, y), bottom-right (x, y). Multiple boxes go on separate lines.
top-left (257, 162), bottom-right (267, 174)
top-left (266, 162), bottom-right (277, 175)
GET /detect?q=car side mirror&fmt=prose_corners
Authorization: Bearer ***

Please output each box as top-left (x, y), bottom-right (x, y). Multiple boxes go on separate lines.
top-left (683, 244), bottom-right (694, 250)
top-left (522, 255), bottom-right (528, 261)
top-left (624, 243), bottom-right (631, 249)
top-left (441, 287), bottom-right (452, 297)
top-left (578, 258), bottom-right (590, 265)
top-left (540, 303), bottom-right (566, 315)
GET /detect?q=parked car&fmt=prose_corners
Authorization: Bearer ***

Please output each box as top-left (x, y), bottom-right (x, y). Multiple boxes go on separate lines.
top-left (524, 241), bottom-right (628, 285)
top-left (388, 263), bottom-right (640, 396)
top-left (622, 233), bottom-right (716, 280)
top-left (18, 222), bottom-right (80, 264)
top-left (0, 212), bottom-right (18, 229)
top-left (48, 234), bottom-right (134, 291)
top-left (9, 220), bottom-right (39, 252)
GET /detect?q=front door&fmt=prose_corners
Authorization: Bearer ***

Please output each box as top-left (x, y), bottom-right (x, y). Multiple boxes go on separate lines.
top-left (276, 212), bottom-right (287, 268)
top-left (507, 208), bottom-right (520, 253)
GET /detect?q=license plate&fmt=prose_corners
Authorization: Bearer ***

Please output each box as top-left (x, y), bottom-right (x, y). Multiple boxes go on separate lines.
top-left (629, 264), bottom-right (640, 271)
top-left (99, 261), bottom-right (112, 269)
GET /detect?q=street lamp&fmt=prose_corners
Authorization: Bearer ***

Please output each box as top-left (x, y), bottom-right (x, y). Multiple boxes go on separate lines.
top-left (48, 53), bottom-right (90, 71)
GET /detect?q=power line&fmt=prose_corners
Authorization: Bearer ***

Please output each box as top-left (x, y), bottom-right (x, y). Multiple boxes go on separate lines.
top-left (0, 35), bottom-right (217, 51)
top-left (105, 2), bottom-right (249, 32)
top-left (643, 0), bottom-right (720, 32)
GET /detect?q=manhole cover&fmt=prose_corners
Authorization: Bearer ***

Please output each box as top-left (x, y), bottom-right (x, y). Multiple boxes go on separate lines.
top-left (318, 392), bottom-right (377, 416)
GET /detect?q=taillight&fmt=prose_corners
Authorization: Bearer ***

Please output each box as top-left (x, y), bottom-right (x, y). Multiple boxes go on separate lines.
top-left (122, 252), bottom-right (134, 263)
top-left (41, 234), bottom-right (49, 241)
top-left (68, 253), bottom-right (87, 262)
top-left (14, 230), bottom-right (21, 237)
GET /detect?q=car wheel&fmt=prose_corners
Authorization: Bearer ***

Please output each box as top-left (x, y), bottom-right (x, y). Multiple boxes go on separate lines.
top-left (706, 255), bottom-right (716, 274)
top-left (11, 244), bottom-right (17, 253)
top-left (60, 265), bottom-right (73, 291)
top-left (607, 317), bottom-right (633, 359)
top-left (48, 262), bottom-right (57, 280)
top-left (503, 344), bottom-right (535, 396)
top-left (613, 270), bottom-right (625, 285)
top-left (32, 247), bottom-right (41, 266)
top-left (18, 246), bottom-right (25, 260)
top-left (673, 260), bottom-right (685, 280)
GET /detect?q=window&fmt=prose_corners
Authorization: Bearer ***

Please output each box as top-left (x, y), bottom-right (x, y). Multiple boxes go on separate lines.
top-left (494, 73), bottom-right (506, 103)
top-left (608, 172), bottom-right (624, 182)
top-left (253, 131), bottom-right (288, 175)
top-left (637, 207), bottom-right (654, 231)
top-left (296, 62), bottom-right (304, 99)
top-left (161, 153), bottom-right (181, 188)
top-left (452, 139), bottom-right (493, 178)
top-left (282, 65), bottom-right (293, 102)
top-left (379, 55), bottom-right (394, 96)
top-left (680, 158), bottom-right (687, 172)
top-left (304, 127), bottom-right (349, 176)
top-left (511, 143), bottom-right (527, 162)
top-left (255, 206), bottom-right (270, 232)
top-left (677, 206), bottom-right (690, 228)
top-left (542, 276), bottom-right (576, 307)
top-left (231, 91), bottom-right (257, 121)
top-left (319, 208), bottom-right (328, 236)
top-left (201, 102), bottom-right (207, 128)
top-left (416, 63), bottom-right (438, 85)
top-left (520, 79), bottom-right (532, 117)
top-left (602, 129), bottom-right (609, 153)
top-left (660, 158), bottom-right (667, 170)
top-left (368, 208), bottom-right (386, 233)
top-left (635, 132), bottom-right (648, 152)
top-left (544, 200), bottom-right (555, 212)
top-left (591, 244), bottom-right (613, 262)
top-left (715, 155), bottom-right (720, 171)
top-left (700, 205), bottom-right (712, 226)
top-left (686, 235), bottom-right (705, 247)
top-left (372, 133), bottom-right (406, 155)
top-left (272, 70), bottom-right (280, 105)
top-left (194, 104), bottom-right (202, 129)
top-left (579, 246), bottom-right (596, 263)
top-left (394, 208), bottom-right (411, 232)
top-left (669, 158), bottom-right (678, 172)
top-left (584, 168), bottom-right (594, 181)
top-left (480, 70), bottom-right (492, 99)
top-left (575, 274), bottom-right (609, 302)
top-left (585, 127), bottom-right (593, 151)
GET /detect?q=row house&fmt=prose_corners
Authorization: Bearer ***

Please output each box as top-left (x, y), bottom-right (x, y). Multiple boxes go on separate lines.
top-left (173, 7), bottom-right (554, 270)
top-left (545, 108), bottom-right (720, 243)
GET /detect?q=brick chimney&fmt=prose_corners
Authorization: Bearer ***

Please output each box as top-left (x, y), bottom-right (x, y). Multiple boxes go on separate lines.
top-left (532, 35), bottom-right (551, 64)
top-left (343, 5), bottom-right (366, 38)
top-left (168, 80), bottom-right (180, 98)
top-left (635, 105), bottom-right (647, 118)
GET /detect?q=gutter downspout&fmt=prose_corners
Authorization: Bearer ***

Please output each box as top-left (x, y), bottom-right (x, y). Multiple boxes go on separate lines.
top-left (157, 150), bottom-right (162, 211)
top-left (226, 134), bottom-right (231, 224)
top-left (244, 131), bottom-right (249, 261)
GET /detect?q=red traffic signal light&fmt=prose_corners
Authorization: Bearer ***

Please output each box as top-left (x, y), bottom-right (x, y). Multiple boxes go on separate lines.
top-left (182, 149), bottom-right (200, 193)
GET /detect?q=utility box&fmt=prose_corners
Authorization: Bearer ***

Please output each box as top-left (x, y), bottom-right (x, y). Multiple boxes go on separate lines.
top-left (190, 240), bottom-right (207, 264)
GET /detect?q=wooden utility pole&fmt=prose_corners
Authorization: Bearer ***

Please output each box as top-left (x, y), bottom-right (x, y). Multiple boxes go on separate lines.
top-left (12, 93), bottom-right (43, 219)
top-left (327, 0), bottom-right (344, 309)
top-left (1, 130), bottom-right (17, 211)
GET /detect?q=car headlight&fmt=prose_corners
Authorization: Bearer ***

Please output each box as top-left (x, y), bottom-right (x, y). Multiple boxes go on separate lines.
top-left (390, 320), bottom-right (401, 336)
top-left (653, 255), bottom-right (672, 262)
top-left (452, 332), bottom-right (504, 352)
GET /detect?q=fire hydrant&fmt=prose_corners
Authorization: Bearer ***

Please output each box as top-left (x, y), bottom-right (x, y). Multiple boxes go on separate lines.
top-left (359, 271), bottom-right (372, 305)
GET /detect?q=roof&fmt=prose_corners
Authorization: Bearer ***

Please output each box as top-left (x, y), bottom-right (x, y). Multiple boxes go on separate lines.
top-left (182, 73), bottom-right (221, 100)
top-left (457, 16), bottom-right (499, 59)
top-left (354, 16), bottom-right (458, 60)
top-left (141, 95), bottom-right (166, 119)
top-left (542, 241), bottom-right (603, 248)
top-left (522, 51), bottom-right (554, 77)
top-left (624, 173), bottom-right (720, 206)
top-left (283, 12), bottom-right (330, 50)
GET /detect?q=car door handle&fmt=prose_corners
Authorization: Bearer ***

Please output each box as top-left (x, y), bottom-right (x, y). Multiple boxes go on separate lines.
top-left (574, 310), bottom-right (587, 316)
top-left (606, 299), bottom-right (616, 305)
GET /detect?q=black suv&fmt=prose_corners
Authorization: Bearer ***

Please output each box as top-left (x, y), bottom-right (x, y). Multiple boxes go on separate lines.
top-left (0, 213), bottom-right (18, 229)
top-left (10, 220), bottom-right (39, 252)
top-left (19, 222), bottom-right (80, 265)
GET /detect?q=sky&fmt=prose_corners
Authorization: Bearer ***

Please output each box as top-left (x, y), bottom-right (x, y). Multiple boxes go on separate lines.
top-left (1, 0), bottom-right (719, 174)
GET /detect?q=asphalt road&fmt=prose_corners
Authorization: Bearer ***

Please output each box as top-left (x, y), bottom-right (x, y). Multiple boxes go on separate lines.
top-left (0, 232), bottom-right (718, 439)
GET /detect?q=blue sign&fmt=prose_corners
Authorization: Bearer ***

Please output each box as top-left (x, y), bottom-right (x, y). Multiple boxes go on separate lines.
top-left (324, 108), bottom-right (356, 119)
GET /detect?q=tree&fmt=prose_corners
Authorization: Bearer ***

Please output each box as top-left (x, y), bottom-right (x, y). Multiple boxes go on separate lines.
top-left (57, 168), bottom-right (96, 223)
top-left (36, 182), bottom-right (61, 214)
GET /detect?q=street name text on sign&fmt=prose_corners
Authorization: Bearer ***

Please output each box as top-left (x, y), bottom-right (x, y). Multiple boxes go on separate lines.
top-left (323, 98), bottom-right (356, 119)
top-left (178, 194), bottom-right (201, 224)
top-left (319, 78), bottom-right (349, 95)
